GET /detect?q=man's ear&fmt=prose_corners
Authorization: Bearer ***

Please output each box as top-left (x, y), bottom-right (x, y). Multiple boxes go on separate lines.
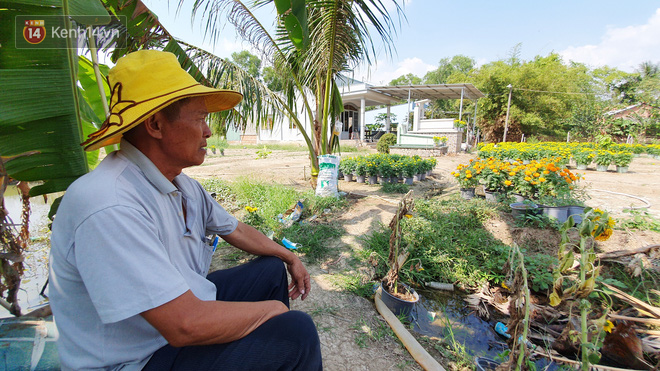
top-left (143, 113), bottom-right (165, 139)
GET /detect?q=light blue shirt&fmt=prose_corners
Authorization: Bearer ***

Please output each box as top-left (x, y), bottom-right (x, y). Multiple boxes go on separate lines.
top-left (49, 140), bottom-right (238, 370)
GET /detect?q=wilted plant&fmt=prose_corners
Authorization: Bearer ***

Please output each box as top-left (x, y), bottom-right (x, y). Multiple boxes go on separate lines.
top-left (550, 207), bottom-right (615, 370)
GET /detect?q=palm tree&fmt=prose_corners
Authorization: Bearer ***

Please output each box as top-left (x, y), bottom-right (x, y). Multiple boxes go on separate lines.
top-left (184, 0), bottom-right (403, 178)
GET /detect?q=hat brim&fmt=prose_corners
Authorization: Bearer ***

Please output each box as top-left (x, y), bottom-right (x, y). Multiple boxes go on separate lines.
top-left (82, 84), bottom-right (242, 151)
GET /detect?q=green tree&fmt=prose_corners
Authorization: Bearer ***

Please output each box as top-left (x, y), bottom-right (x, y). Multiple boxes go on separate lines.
top-left (423, 55), bottom-right (476, 116)
top-left (388, 73), bottom-right (421, 86)
top-left (263, 65), bottom-right (284, 91)
top-left (231, 50), bottom-right (262, 78)
top-left (423, 55), bottom-right (475, 84)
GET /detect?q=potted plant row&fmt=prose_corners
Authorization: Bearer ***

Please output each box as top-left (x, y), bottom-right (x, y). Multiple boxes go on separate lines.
top-left (339, 154), bottom-right (436, 185)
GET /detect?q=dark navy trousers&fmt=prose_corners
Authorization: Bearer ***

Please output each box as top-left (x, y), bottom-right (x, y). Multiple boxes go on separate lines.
top-left (143, 256), bottom-right (323, 370)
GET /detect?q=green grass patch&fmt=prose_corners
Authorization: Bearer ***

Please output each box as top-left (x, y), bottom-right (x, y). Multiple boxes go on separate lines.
top-left (360, 196), bottom-right (558, 291)
top-left (381, 182), bottom-right (410, 194)
top-left (198, 177), bottom-right (347, 263)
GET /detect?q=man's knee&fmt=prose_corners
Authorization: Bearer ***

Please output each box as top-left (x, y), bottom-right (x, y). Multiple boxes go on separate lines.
top-left (256, 255), bottom-right (286, 273)
top-left (265, 311), bottom-right (321, 369)
top-left (276, 310), bottom-right (319, 343)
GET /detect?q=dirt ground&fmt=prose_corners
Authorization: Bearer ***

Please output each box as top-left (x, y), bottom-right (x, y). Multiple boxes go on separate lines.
top-left (185, 147), bottom-right (660, 370)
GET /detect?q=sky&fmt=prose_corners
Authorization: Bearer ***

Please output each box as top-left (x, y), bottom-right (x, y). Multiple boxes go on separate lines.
top-left (143, 0), bottom-right (660, 85)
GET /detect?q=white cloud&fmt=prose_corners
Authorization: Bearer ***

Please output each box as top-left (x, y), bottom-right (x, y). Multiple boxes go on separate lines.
top-left (560, 8), bottom-right (660, 72)
top-left (354, 57), bottom-right (435, 85)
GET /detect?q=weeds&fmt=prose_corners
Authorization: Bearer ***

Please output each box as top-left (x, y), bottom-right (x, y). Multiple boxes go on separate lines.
top-left (328, 273), bottom-right (375, 298)
top-left (199, 177), bottom-right (347, 263)
top-left (255, 145), bottom-right (272, 159)
top-left (381, 183), bottom-right (409, 194)
top-left (616, 208), bottom-right (660, 232)
top-left (362, 196), bottom-right (512, 288)
top-left (350, 316), bottom-right (396, 348)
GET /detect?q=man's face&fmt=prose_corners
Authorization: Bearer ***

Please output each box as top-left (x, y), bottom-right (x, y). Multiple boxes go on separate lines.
top-left (158, 97), bottom-right (211, 169)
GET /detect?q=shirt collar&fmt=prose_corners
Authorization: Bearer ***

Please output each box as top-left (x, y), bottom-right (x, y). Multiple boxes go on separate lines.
top-left (119, 139), bottom-right (177, 194)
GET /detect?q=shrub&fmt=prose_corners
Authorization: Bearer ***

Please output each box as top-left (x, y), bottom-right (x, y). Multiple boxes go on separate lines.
top-left (377, 133), bottom-right (397, 153)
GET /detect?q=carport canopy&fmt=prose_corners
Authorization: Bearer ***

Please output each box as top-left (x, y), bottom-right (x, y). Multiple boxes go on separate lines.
top-left (369, 83), bottom-right (485, 100)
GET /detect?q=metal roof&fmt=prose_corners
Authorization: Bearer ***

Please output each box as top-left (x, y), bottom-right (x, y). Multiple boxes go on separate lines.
top-left (369, 83), bottom-right (485, 101)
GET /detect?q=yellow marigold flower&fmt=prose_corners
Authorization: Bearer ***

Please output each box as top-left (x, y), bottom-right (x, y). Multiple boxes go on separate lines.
top-left (533, 173), bottom-right (540, 177)
top-left (603, 320), bottom-right (614, 333)
top-left (245, 206), bottom-right (258, 213)
top-left (525, 170), bottom-right (532, 176)
top-left (509, 171), bottom-right (516, 176)
top-left (504, 180), bottom-right (512, 186)
top-left (524, 176), bottom-right (532, 181)
top-left (466, 174), bottom-right (472, 178)
top-left (404, 214), bottom-right (413, 219)
top-left (543, 170), bottom-right (549, 175)
top-left (539, 177), bottom-right (547, 183)
top-left (531, 181), bottom-right (538, 185)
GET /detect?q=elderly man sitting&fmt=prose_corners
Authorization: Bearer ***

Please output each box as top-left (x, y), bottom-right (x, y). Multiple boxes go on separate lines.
top-left (49, 50), bottom-right (322, 370)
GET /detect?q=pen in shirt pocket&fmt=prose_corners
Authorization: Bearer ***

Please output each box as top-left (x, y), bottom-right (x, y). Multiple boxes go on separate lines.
top-left (212, 235), bottom-right (219, 252)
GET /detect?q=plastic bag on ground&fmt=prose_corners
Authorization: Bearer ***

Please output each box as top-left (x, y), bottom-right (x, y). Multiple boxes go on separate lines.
top-left (315, 155), bottom-right (340, 198)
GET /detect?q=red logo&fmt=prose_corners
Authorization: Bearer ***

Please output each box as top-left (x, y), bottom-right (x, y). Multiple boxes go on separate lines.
top-left (23, 20), bottom-right (46, 44)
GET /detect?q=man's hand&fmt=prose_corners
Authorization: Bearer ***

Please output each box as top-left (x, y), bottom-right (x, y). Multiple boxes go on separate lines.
top-left (286, 257), bottom-right (311, 300)
top-left (221, 222), bottom-right (311, 300)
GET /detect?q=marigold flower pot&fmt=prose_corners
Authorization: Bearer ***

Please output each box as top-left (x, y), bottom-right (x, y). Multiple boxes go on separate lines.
top-left (510, 202), bottom-right (538, 219)
top-left (540, 205), bottom-right (569, 224)
top-left (403, 177), bottom-right (414, 185)
top-left (576, 163), bottom-right (589, 170)
top-left (343, 174), bottom-right (354, 182)
top-left (596, 164), bottom-right (609, 172)
top-left (483, 189), bottom-right (500, 202)
top-left (413, 174), bottom-right (422, 182)
top-left (355, 174), bottom-right (366, 183)
top-left (460, 187), bottom-right (476, 200)
top-left (367, 175), bottom-right (378, 185)
top-left (616, 166), bottom-right (629, 173)
top-left (568, 205), bottom-right (585, 226)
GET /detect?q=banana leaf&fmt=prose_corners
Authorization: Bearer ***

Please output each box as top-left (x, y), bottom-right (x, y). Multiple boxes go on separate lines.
top-left (0, 0), bottom-right (110, 197)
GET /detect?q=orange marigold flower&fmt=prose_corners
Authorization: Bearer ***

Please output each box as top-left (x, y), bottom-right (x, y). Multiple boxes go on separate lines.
top-left (533, 173), bottom-right (540, 177)
top-left (524, 176), bottom-right (532, 182)
top-left (539, 177), bottom-right (547, 182)
top-left (543, 170), bottom-right (549, 175)
top-left (504, 180), bottom-right (512, 186)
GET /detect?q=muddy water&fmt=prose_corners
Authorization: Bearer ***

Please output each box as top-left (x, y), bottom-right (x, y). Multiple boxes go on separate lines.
top-left (1, 186), bottom-right (55, 317)
top-left (412, 289), bottom-right (558, 369)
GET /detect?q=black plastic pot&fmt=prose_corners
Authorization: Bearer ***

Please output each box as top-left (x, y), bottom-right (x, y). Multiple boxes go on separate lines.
top-left (380, 282), bottom-right (419, 318)
top-left (475, 357), bottom-right (501, 371)
top-left (510, 202), bottom-right (538, 219)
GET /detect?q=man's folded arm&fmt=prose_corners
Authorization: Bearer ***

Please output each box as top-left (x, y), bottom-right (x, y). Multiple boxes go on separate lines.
top-left (141, 290), bottom-right (289, 347)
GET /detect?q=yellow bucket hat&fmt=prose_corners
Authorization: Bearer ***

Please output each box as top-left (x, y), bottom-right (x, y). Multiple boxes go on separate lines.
top-left (81, 50), bottom-right (243, 151)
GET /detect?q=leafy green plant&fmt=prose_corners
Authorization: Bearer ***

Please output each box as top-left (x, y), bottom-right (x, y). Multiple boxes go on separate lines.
top-left (256, 146), bottom-right (272, 159)
top-left (612, 151), bottom-right (633, 167)
top-left (594, 150), bottom-right (613, 166)
top-left (377, 133), bottom-right (397, 153)
top-left (616, 208), bottom-right (660, 232)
